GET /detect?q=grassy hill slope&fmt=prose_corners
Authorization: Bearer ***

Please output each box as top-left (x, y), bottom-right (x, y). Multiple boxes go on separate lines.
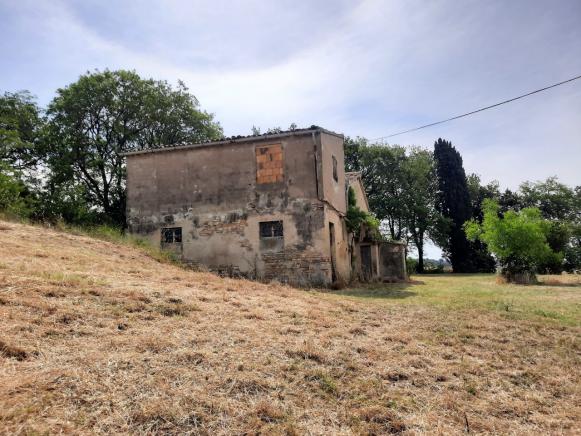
top-left (0, 220), bottom-right (579, 434)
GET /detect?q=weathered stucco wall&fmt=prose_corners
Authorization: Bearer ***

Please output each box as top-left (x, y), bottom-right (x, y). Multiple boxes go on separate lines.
top-left (320, 133), bottom-right (347, 214)
top-left (379, 242), bottom-right (407, 281)
top-left (347, 177), bottom-right (369, 213)
top-left (324, 207), bottom-right (351, 284)
top-left (351, 241), bottom-right (407, 283)
top-left (126, 135), bottom-right (318, 217)
top-left (126, 131), bottom-right (345, 286)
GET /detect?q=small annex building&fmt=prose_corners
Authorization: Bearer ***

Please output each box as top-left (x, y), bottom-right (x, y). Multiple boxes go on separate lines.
top-left (123, 126), bottom-right (406, 286)
top-left (346, 172), bottom-right (407, 282)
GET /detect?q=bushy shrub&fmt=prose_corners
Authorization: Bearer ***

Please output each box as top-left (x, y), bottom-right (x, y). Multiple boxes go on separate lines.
top-left (423, 261), bottom-right (445, 274)
top-left (465, 199), bottom-right (560, 283)
top-left (406, 258), bottom-right (418, 274)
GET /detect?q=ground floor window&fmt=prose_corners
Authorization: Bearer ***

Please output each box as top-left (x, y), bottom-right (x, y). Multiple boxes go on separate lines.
top-left (259, 220), bottom-right (284, 252)
top-left (259, 221), bottom-right (283, 239)
top-left (162, 227), bottom-right (182, 244)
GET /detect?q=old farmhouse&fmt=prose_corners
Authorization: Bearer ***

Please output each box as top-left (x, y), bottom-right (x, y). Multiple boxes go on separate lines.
top-left (124, 126), bottom-right (405, 286)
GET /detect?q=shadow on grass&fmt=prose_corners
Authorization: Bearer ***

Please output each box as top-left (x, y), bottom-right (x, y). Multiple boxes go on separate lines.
top-left (331, 280), bottom-right (424, 300)
top-left (536, 280), bottom-right (581, 288)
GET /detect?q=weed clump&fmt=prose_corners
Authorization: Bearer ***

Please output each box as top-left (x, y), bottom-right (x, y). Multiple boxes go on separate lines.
top-left (0, 339), bottom-right (28, 361)
top-left (308, 371), bottom-right (339, 395)
top-left (227, 378), bottom-right (271, 396)
top-left (357, 406), bottom-right (406, 434)
top-left (286, 343), bottom-right (325, 363)
top-left (254, 401), bottom-right (286, 423)
top-left (155, 302), bottom-right (200, 317)
top-left (58, 313), bottom-right (80, 324)
top-left (383, 372), bottom-right (409, 382)
top-left (349, 327), bottom-right (366, 336)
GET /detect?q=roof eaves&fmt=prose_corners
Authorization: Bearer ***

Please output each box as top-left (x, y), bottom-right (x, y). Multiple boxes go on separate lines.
top-left (121, 126), bottom-right (344, 157)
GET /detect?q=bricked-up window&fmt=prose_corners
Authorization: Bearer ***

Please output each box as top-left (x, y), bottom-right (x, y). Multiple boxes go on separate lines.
top-left (332, 155), bottom-right (338, 182)
top-left (162, 227), bottom-right (182, 243)
top-left (259, 221), bottom-right (283, 239)
top-left (256, 144), bottom-right (283, 184)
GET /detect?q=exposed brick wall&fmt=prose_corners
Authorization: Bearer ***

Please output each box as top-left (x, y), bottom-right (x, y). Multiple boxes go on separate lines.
top-left (194, 213), bottom-right (253, 251)
top-left (256, 144), bottom-right (284, 184)
top-left (198, 215), bottom-right (247, 237)
top-left (261, 248), bottom-right (331, 286)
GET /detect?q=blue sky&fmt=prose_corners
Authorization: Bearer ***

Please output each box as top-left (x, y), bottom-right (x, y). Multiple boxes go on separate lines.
top-left (1, 0), bottom-right (580, 256)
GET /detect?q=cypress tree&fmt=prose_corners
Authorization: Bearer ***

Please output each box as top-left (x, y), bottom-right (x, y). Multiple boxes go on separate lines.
top-left (434, 138), bottom-right (493, 272)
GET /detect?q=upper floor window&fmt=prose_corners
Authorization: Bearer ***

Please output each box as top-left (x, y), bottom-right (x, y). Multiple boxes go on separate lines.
top-left (332, 155), bottom-right (338, 182)
top-left (256, 144), bottom-right (283, 184)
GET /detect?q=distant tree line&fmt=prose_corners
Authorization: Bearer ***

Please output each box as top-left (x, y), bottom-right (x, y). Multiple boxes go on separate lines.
top-left (0, 70), bottom-right (222, 227)
top-left (345, 137), bottom-right (581, 277)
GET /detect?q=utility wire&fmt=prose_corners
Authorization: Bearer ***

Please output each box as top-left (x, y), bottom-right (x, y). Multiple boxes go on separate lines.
top-left (373, 73), bottom-right (581, 141)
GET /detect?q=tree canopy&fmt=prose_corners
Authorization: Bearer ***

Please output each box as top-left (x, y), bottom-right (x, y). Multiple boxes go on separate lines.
top-left (0, 91), bottom-right (43, 171)
top-left (0, 91), bottom-right (43, 217)
top-left (44, 70), bottom-right (223, 225)
top-left (465, 199), bottom-right (560, 283)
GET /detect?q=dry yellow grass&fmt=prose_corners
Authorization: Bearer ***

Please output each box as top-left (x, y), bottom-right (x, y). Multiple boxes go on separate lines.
top-left (0, 220), bottom-right (579, 434)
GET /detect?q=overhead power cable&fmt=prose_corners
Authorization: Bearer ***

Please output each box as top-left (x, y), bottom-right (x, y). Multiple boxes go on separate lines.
top-left (373, 73), bottom-right (581, 141)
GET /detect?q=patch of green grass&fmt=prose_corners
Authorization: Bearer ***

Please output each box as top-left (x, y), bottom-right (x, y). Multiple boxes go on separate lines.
top-left (533, 309), bottom-right (568, 322)
top-left (465, 383), bottom-right (477, 396)
top-left (309, 371), bottom-right (339, 396)
top-left (56, 223), bottom-right (183, 266)
top-left (39, 271), bottom-right (106, 287)
top-left (329, 274), bottom-right (581, 326)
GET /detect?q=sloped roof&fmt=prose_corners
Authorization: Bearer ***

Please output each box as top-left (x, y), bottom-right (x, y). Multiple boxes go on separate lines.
top-left (345, 171), bottom-right (362, 183)
top-left (345, 171), bottom-right (370, 212)
top-left (122, 125), bottom-right (343, 157)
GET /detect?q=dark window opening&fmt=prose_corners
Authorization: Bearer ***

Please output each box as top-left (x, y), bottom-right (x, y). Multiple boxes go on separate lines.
top-left (259, 221), bottom-right (283, 239)
top-left (332, 155), bottom-right (338, 182)
top-left (162, 227), bottom-right (182, 243)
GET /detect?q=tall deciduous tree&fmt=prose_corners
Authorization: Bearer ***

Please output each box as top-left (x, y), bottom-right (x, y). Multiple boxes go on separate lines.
top-left (45, 70), bottom-right (223, 226)
top-left (519, 177), bottom-right (579, 222)
top-left (344, 139), bottom-right (408, 240)
top-left (434, 138), bottom-right (493, 272)
top-left (402, 148), bottom-right (447, 273)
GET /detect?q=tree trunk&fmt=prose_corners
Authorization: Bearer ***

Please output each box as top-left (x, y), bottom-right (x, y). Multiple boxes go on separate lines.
top-left (502, 270), bottom-right (538, 285)
top-left (417, 244), bottom-right (424, 273)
